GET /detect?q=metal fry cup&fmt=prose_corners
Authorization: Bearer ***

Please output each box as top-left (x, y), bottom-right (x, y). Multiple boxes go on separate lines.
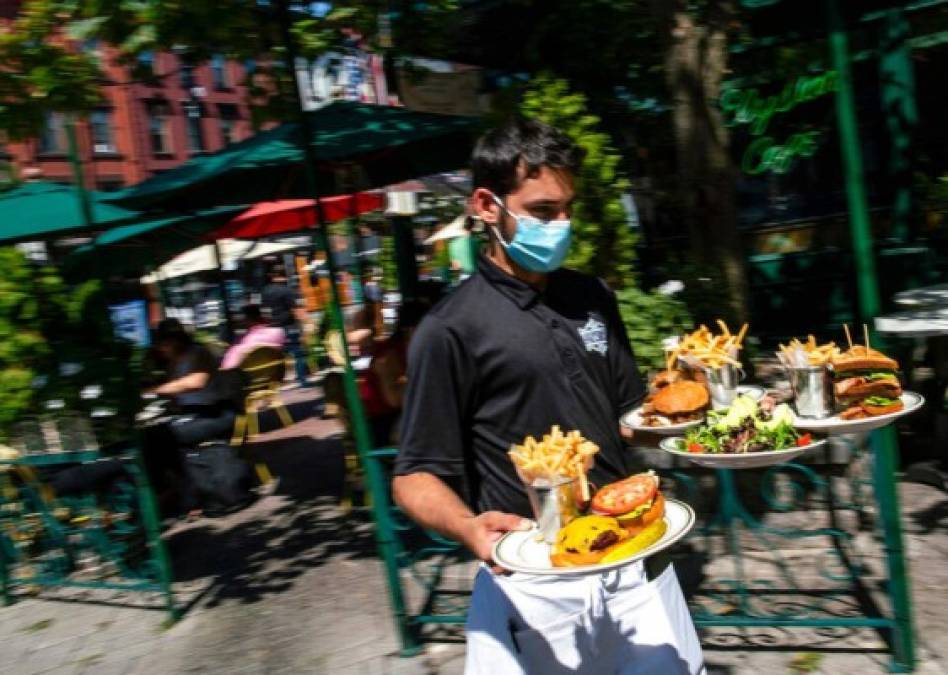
top-left (705, 363), bottom-right (746, 410)
top-left (789, 366), bottom-right (835, 418)
top-left (523, 476), bottom-right (581, 544)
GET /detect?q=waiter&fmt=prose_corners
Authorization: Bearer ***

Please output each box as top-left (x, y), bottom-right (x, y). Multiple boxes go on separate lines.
top-left (393, 118), bottom-right (704, 674)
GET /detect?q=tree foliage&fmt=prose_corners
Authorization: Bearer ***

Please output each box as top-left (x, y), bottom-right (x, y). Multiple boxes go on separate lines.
top-left (519, 75), bottom-right (637, 289)
top-left (0, 247), bottom-right (138, 444)
top-left (0, 0), bottom-right (102, 139)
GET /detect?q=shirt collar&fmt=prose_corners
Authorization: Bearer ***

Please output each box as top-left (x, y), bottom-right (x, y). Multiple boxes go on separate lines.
top-left (477, 254), bottom-right (541, 310)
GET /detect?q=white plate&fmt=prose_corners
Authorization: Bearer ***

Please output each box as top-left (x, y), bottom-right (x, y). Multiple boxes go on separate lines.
top-left (620, 409), bottom-right (702, 435)
top-left (658, 435), bottom-right (828, 469)
top-left (792, 392), bottom-right (925, 435)
top-left (492, 498), bottom-right (695, 576)
top-left (621, 385), bottom-right (767, 434)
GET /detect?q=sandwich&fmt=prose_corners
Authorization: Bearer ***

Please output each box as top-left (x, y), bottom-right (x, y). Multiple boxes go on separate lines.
top-left (590, 471), bottom-right (665, 536)
top-left (550, 515), bottom-right (630, 567)
top-left (640, 380), bottom-right (710, 427)
top-left (550, 472), bottom-right (668, 567)
top-left (831, 346), bottom-right (903, 419)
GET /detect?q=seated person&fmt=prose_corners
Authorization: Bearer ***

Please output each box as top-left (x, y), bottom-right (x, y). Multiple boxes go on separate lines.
top-left (360, 300), bottom-right (428, 445)
top-left (221, 304), bottom-right (286, 370)
top-left (142, 319), bottom-right (242, 518)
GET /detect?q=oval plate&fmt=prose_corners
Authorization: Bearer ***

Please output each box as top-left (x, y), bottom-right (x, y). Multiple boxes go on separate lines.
top-left (621, 385), bottom-right (767, 435)
top-left (491, 498), bottom-right (695, 576)
top-left (792, 392), bottom-right (924, 436)
top-left (658, 435), bottom-right (827, 469)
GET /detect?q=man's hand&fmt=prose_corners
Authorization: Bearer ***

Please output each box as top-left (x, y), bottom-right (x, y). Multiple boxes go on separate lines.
top-left (458, 511), bottom-right (534, 563)
top-left (620, 424), bottom-right (635, 442)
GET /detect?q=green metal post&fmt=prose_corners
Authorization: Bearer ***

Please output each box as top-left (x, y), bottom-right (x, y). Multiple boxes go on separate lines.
top-left (828, 0), bottom-right (881, 322)
top-left (64, 117), bottom-right (95, 231)
top-left (828, 5), bottom-right (915, 669)
top-left (871, 427), bottom-right (916, 672)
top-left (127, 452), bottom-right (178, 621)
top-left (879, 8), bottom-right (919, 243)
top-left (277, 4), bottom-right (417, 652)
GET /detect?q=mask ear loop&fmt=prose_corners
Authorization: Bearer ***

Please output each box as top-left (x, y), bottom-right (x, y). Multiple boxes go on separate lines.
top-left (488, 193), bottom-right (513, 246)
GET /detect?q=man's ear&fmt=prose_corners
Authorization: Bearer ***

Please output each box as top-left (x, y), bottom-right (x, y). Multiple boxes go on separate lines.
top-left (471, 188), bottom-right (501, 225)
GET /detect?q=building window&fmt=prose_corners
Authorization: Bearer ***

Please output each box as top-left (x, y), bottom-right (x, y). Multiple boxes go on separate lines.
top-left (136, 51), bottom-right (157, 83)
top-left (38, 112), bottom-right (68, 154)
top-left (211, 54), bottom-right (230, 89)
top-left (90, 109), bottom-right (116, 154)
top-left (180, 63), bottom-right (195, 90)
top-left (146, 101), bottom-right (173, 155)
top-left (217, 103), bottom-right (240, 146)
top-left (183, 100), bottom-right (206, 154)
top-left (96, 178), bottom-right (124, 192)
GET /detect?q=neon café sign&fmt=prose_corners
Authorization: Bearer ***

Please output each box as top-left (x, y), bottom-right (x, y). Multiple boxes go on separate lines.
top-left (720, 70), bottom-right (837, 175)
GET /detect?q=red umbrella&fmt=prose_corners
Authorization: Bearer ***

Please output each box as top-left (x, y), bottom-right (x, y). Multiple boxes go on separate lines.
top-left (213, 191), bottom-right (385, 239)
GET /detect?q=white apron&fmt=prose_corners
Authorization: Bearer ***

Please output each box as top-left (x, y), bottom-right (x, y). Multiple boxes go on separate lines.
top-left (465, 562), bottom-right (705, 675)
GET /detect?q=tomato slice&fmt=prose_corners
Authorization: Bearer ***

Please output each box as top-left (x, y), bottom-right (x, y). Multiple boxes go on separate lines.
top-left (796, 433), bottom-right (812, 447)
top-left (591, 474), bottom-right (658, 516)
top-left (687, 442), bottom-right (704, 454)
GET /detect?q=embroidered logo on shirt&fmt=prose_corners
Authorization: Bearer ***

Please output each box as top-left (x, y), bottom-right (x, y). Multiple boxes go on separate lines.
top-left (578, 315), bottom-right (608, 355)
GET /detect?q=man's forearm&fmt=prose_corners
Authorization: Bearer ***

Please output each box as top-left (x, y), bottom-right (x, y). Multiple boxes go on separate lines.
top-left (392, 472), bottom-right (474, 543)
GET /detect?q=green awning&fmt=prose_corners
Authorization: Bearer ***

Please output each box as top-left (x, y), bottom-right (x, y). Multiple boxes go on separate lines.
top-left (66, 206), bottom-right (247, 279)
top-left (108, 100), bottom-right (480, 210)
top-left (0, 181), bottom-right (140, 244)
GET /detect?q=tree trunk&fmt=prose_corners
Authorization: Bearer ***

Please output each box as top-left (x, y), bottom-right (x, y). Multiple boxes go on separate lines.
top-left (653, 0), bottom-right (750, 325)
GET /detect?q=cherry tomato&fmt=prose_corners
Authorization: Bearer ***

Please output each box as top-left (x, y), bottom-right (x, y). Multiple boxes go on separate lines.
top-left (687, 442), bottom-right (704, 454)
top-left (591, 474), bottom-right (658, 516)
top-left (796, 433), bottom-right (812, 447)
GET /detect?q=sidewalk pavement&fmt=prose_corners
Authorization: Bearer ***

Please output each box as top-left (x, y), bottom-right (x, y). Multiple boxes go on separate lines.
top-left (3, 389), bottom-right (948, 674)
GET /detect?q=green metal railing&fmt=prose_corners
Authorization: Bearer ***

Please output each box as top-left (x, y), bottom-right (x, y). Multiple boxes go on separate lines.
top-left (0, 446), bottom-right (177, 620)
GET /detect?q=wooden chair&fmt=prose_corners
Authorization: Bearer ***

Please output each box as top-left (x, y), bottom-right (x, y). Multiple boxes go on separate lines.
top-left (230, 346), bottom-right (294, 484)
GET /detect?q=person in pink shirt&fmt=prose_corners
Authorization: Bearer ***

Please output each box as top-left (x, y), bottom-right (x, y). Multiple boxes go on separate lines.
top-left (221, 304), bottom-right (287, 370)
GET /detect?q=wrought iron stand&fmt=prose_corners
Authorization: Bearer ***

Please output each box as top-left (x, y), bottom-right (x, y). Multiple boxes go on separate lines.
top-left (0, 448), bottom-right (177, 621)
top-left (678, 427), bottom-right (914, 672)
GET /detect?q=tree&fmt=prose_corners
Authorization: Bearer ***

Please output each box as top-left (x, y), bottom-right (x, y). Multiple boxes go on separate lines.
top-left (519, 75), bottom-right (638, 289)
top-left (649, 0), bottom-right (750, 324)
top-left (0, 0), bottom-right (102, 141)
top-left (0, 247), bottom-right (140, 444)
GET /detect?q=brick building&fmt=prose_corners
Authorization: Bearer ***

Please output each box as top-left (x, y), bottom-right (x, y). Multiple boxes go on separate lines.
top-left (4, 41), bottom-right (255, 191)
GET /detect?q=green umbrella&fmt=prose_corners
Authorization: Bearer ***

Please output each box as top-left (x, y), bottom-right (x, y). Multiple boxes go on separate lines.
top-left (0, 181), bottom-right (140, 244)
top-left (108, 100), bottom-right (479, 211)
top-left (66, 205), bottom-right (247, 279)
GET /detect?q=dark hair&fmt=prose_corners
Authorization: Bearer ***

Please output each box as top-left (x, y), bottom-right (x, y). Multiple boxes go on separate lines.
top-left (470, 117), bottom-right (584, 197)
top-left (241, 304), bottom-right (263, 323)
top-left (154, 318), bottom-right (192, 348)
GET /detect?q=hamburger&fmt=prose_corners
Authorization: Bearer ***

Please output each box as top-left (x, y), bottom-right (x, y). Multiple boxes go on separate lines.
top-left (641, 380), bottom-right (710, 427)
top-left (550, 473), bottom-right (668, 568)
top-left (652, 369), bottom-right (686, 389)
top-left (550, 515), bottom-right (630, 567)
top-left (590, 471), bottom-right (665, 537)
top-left (831, 346), bottom-right (903, 419)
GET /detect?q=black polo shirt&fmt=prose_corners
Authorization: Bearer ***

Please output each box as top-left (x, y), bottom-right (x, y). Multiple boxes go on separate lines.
top-left (394, 255), bottom-right (647, 518)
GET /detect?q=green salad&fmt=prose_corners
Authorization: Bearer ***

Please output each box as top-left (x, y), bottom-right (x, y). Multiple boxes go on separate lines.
top-left (682, 396), bottom-right (811, 454)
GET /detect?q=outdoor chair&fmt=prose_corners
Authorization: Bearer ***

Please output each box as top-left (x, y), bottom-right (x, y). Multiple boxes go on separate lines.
top-left (230, 346), bottom-right (295, 484)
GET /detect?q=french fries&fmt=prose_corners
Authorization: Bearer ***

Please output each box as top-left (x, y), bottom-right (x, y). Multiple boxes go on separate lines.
top-left (666, 320), bottom-right (749, 371)
top-left (508, 425), bottom-right (599, 502)
top-left (777, 335), bottom-right (840, 367)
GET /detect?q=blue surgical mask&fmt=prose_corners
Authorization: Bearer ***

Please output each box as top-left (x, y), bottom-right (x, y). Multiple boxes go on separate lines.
top-left (490, 194), bottom-right (571, 273)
